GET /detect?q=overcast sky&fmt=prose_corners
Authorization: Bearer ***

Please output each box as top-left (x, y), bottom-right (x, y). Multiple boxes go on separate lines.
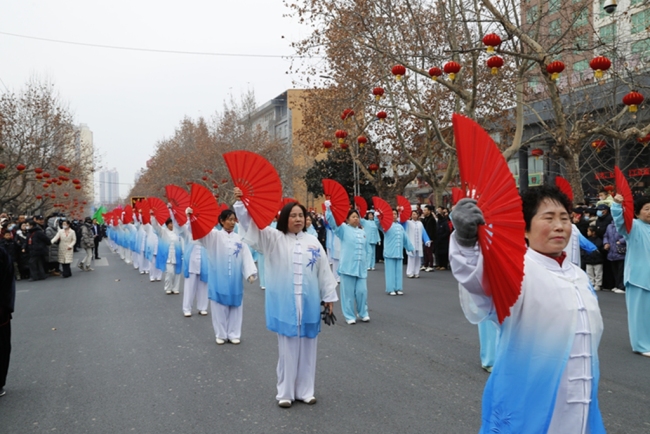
top-left (1, 0), bottom-right (312, 201)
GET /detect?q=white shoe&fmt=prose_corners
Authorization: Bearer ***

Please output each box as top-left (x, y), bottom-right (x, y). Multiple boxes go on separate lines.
top-left (302, 396), bottom-right (317, 405)
top-left (641, 352), bottom-right (650, 358)
top-left (370, 268), bottom-right (375, 270)
top-left (367, 268), bottom-right (371, 270)
top-left (360, 316), bottom-right (370, 322)
top-left (278, 400), bottom-right (292, 408)
top-left (389, 291), bottom-right (397, 296)
top-left (156, 278), bottom-right (162, 282)
top-left (165, 290), bottom-right (172, 294)
top-left (420, 266), bottom-right (426, 271)
top-left (216, 338), bottom-right (226, 345)
top-left (414, 275), bottom-right (420, 278)
top-left (612, 288), bottom-right (626, 294)
top-left (173, 291), bottom-right (180, 294)
top-left (260, 286), bottom-right (266, 290)
top-left (199, 310), bottom-right (208, 316)
top-left (346, 319), bottom-right (356, 325)
top-left (183, 312), bottom-right (191, 317)
top-left (426, 267), bottom-right (434, 272)
top-left (229, 338), bottom-right (241, 345)
top-left (407, 274), bottom-right (414, 278)
top-left (396, 290), bottom-right (404, 295)
top-left (139, 271), bottom-right (145, 275)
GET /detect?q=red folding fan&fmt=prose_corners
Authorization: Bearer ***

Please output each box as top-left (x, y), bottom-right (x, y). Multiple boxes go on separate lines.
top-left (223, 151), bottom-right (283, 229)
top-left (122, 205), bottom-right (133, 224)
top-left (555, 176), bottom-right (574, 203)
top-left (219, 203), bottom-right (230, 211)
top-left (354, 196), bottom-right (368, 217)
top-left (137, 199), bottom-right (151, 225)
top-left (453, 114), bottom-right (527, 324)
top-left (451, 187), bottom-right (464, 206)
top-left (165, 184), bottom-right (190, 226)
top-left (148, 197), bottom-right (171, 225)
top-left (615, 166), bottom-right (634, 233)
top-left (372, 197), bottom-right (394, 232)
top-left (396, 195), bottom-right (411, 223)
top-left (323, 179), bottom-right (350, 226)
top-left (189, 183), bottom-right (220, 240)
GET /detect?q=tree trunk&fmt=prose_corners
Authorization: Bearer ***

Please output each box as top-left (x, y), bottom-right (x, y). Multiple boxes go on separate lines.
top-left (564, 153), bottom-right (585, 203)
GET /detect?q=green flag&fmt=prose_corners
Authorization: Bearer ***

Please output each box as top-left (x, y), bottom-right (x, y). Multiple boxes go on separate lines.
top-left (93, 206), bottom-right (107, 224)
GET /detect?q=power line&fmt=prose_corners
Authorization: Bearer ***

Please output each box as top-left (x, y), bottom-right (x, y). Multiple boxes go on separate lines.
top-left (0, 30), bottom-right (308, 59)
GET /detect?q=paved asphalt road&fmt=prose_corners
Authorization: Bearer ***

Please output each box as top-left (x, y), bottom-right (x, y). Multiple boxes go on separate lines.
top-left (1, 244), bottom-right (649, 433)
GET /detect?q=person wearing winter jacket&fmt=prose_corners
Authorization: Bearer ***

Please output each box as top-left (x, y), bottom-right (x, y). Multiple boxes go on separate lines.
top-left (27, 220), bottom-right (51, 281)
top-left (50, 220), bottom-right (77, 278)
top-left (581, 226), bottom-right (604, 291)
top-left (78, 217), bottom-right (95, 271)
top-left (603, 220), bottom-right (626, 293)
top-left (45, 217), bottom-right (61, 276)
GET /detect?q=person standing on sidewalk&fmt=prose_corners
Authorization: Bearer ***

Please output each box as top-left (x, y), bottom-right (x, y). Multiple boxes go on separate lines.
top-left (49, 220), bottom-right (77, 278)
top-left (0, 242), bottom-right (16, 397)
top-left (92, 218), bottom-right (103, 260)
top-left (421, 205), bottom-right (437, 272)
top-left (78, 217), bottom-right (95, 272)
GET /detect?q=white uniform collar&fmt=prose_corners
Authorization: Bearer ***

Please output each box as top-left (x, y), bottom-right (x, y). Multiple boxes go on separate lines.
top-left (527, 248), bottom-right (572, 272)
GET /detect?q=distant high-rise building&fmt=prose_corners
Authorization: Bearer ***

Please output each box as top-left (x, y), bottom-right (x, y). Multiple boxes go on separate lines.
top-left (72, 123), bottom-right (95, 203)
top-left (99, 169), bottom-right (120, 205)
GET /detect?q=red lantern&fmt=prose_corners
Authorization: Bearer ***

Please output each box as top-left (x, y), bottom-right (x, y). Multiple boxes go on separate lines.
top-left (57, 165), bottom-right (66, 172)
top-left (357, 136), bottom-right (368, 148)
top-left (64, 193), bottom-right (69, 197)
top-left (589, 56), bottom-right (611, 79)
top-left (340, 142), bottom-right (349, 150)
top-left (36, 174), bottom-right (43, 180)
top-left (546, 61), bottom-right (565, 80)
top-left (43, 172), bottom-right (50, 178)
top-left (482, 33), bottom-right (502, 54)
top-left (591, 139), bottom-right (606, 152)
top-left (323, 140), bottom-right (333, 151)
top-left (486, 56), bottom-right (504, 75)
top-left (82, 201), bottom-right (87, 205)
top-left (372, 87), bottom-right (384, 101)
top-left (0, 164), bottom-right (5, 170)
top-left (222, 179), bottom-right (228, 184)
top-left (34, 168), bottom-right (43, 174)
top-left (213, 183), bottom-right (219, 188)
top-left (341, 108), bottom-right (355, 122)
top-left (202, 176), bottom-right (208, 181)
top-left (72, 178), bottom-right (80, 184)
top-left (604, 185), bottom-right (615, 192)
top-left (335, 129), bottom-right (348, 144)
top-left (43, 183), bottom-right (49, 188)
top-left (75, 185), bottom-right (81, 190)
top-left (50, 194), bottom-right (56, 199)
top-left (531, 148), bottom-right (544, 159)
top-left (16, 164), bottom-right (26, 172)
top-left (623, 91), bottom-right (644, 113)
top-left (428, 67), bottom-right (442, 81)
top-left (377, 111), bottom-right (387, 122)
top-left (637, 134), bottom-right (650, 146)
top-left (443, 61), bottom-right (461, 81)
top-left (368, 163), bottom-right (379, 174)
top-left (391, 64), bottom-right (406, 81)
top-left (36, 195), bottom-right (43, 200)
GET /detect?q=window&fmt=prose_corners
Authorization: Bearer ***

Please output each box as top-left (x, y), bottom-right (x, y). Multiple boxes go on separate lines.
top-left (598, 0), bottom-right (607, 19)
top-left (527, 5), bottom-right (539, 24)
top-left (573, 8), bottom-right (588, 27)
top-left (528, 76), bottom-right (539, 91)
top-left (632, 39), bottom-right (650, 54)
top-left (549, 0), bottom-right (561, 13)
top-left (599, 23), bottom-right (616, 45)
top-left (573, 59), bottom-right (589, 71)
top-left (550, 19), bottom-right (562, 37)
top-left (630, 0), bottom-right (643, 6)
top-left (631, 9), bottom-right (650, 34)
top-left (573, 33), bottom-right (589, 54)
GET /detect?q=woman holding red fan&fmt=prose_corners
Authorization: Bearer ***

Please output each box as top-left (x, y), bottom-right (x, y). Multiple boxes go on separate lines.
top-left (233, 188), bottom-right (338, 408)
top-left (450, 186), bottom-right (605, 434)
top-left (374, 209), bottom-right (414, 296)
top-left (612, 194), bottom-right (650, 357)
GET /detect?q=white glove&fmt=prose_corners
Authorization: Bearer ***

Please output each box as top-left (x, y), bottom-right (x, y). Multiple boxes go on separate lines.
top-left (406, 250), bottom-right (414, 257)
top-left (425, 241), bottom-right (432, 247)
top-left (186, 207), bottom-right (193, 215)
top-left (167, 202), bottom-right (172, 209)
top-left (375, 209), bottom-right (381, 216)
top-left (324, 200), bottom-right (331, 209)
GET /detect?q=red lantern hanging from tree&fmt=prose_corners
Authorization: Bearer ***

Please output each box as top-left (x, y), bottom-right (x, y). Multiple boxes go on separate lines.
top-left (43, 172), bottom-right (50, 178)
top-left (546, 61), bottom-right (565, 81)
top-left (36, 174), bottom-right (43, 180)
top-left (372, 87), bottom-right (384, 101)
top-left (591, 139), bottom-right (606, 152)
top-left (623, 90), bottom-right (644, 113)
top-left (357, 136), bottom-right (368, 148)
top-left (637, 134), bottom-right (650, 146)
top-left (34, 168), bottom-right (43, 174)
top-left (0, 164), bottom-right (5, 170)
top-left (341, 108), bottom-right (355, 122)
top-left (43, 183), bottom-right (49, 189)
top-left (36, 195), bottom-right (43, 200)
top-left (201, 176), bottom-right (208, 181)
top-left (75, 185), bottom-right (81, 190)
top-left (368, 163), bottom-right (379, 174)
top-left (16, 164), bottom-right (26, 172)
top-left (57, 165), bottom-right (66, 172)
top-left (335, 130), bottom-right (348, 144)
top-left (391, 64), bottom-right (406, 81)
top-left (323, 140), bottom-right (333, 151)
top-left (64, 193), bottom-right (69, 197)
top-left (340, 142), bottom-right (349, 150)
top-left (589, 56), bottom-right (611, 79)
top-left (377, 111), bottom-right (387, 122)
top-left (486, 56), bottom-right (504, 75)
top-left (428, 67), bottom-right (442, 81)
top-left (482, 33), bottom-right (502, 54)
top-left (531, 148), bottom-right (544, 159)
top-left (443, 61), bottom-right (461, 81)
top-left (72, 178), bottom-right (80, 184)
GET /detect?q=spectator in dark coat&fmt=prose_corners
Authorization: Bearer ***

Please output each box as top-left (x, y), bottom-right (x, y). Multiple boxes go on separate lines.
top-left (435, 208), bottom-right (451, 270)
top-left (594, 204), bottom-right (614, 290)
top-left (0, 242), bottom-right (16, 396)
top-left (45, 217), bottom-right (62, 276)
top-left (603, 220), bottom-right (626, 293)
top-left (14, 223), bottom-right (30, 280)
top-left (27, 221), bottom-right (51, 281)
top-left (421, 205), bottom-right (437, 271)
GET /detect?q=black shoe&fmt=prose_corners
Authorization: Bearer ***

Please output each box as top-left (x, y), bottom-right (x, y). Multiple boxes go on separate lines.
top-left (0, 388), bottom-right (6, 397)
top-left (95, 257), bottom-right (101, 260)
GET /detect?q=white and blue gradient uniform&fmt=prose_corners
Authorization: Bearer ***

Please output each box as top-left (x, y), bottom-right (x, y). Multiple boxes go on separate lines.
top-left (136, 220), bottom-right (149, 273)
top-left (197, 225), bottom-right (256, 341)
top-left (376, 218), bottom-right (414, 293)
top-left (404, 219), bottom-right (430, 276)
top-left (145, 223), bottom-right (162, 281)
top-left (450, 233), bottom-right (605, 434)
top-left (173, 214), bottom-right (210, 316)
top-left (151, 218), bottom-right (183, 294)
top-left (363, 218), bottom-right (380, 269)
top-left (234, 201), bottom-right (338, 402)
top-left (612, 202), bottom-right (650, 353)
top-left (326, 208), bottom-right (369, 322)
top-left (256, 220), bottom-right (276, 290)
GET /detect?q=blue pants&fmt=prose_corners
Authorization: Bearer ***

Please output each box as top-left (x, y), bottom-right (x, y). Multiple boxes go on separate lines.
top-left (478, 320), bottom-right (499, 368)
top-left (626, 283), bottom-right (650, 353)
top-left (366, 243), bottom-right (376, 269)
top-left (384, 258), bottom-right (403, 293)
top-left (340, 274), bottom-right (369, 321)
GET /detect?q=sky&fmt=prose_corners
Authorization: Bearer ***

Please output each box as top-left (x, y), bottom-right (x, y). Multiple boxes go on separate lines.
top-left (0, 0), bottom-right (313, 201)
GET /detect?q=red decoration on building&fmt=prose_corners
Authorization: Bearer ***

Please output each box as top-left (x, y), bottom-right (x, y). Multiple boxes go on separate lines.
top-left (589, 56), bottom-right (611, 79)
top-left (623, 91), bottom-right (644, 113)
top-left (376, 111), bottom-right (387, 122)
top-left (428, 67), bottom-right (442, 81)
top-left (323, 140), bottom-right (333, 151)
top-left (486, 56), bottom-right (504, 75)
top-left (591, 139), bottom-right (607, 152)
top-left (357, 136), bottom-right (368, 148)
top-left (444, 61), bottom-right (461, 80)
top-left (391, 64), bottom-right (406, 81)
top-left (482, 33), bottom-right (502, 54)
top-left (335, 129), bottom-right (348, 144)
top-left (372, 87), bottom-right (385, 101)
top-left (546, 61), bottom-right (565, 80)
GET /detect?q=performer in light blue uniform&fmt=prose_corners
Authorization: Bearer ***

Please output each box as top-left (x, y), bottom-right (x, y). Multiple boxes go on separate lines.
top-left (325, 205), bottom-right (369, 324)
top-left (306, 214), bottom-right (318, 237)
top-left (376, 209), bottom-right (414, 295)
top-left (611, 194), bottom-right (650, 356)
top-left (363, 211), bottom-right (380, 270)
top-left (151, 216), bottom-right (183, 295)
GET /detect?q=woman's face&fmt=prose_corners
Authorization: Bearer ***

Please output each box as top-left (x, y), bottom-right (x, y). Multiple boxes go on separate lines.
top-left (347, 212), bottom-right (360, 227)
top-left (288, 206), bottom-right (305, 234)
top-left (411, 211), bottom-right (419, 221)
top-left (220, 215), bottom-right (237, 232)
top-left (166, 222), bottom-right (174, 231)
top-left (392, 210), bottom-right (398, 222)
top-left (637, 203), bottom-right (650, 224)
top-left (305, 215), bottom-right (312, 228)
top-left (525, 199), bottom-right (571, 257)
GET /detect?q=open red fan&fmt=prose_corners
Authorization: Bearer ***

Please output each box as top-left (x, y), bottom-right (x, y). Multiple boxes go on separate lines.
top-left (354, 196), bottom-right (368, 217)
top-left (372, 197), bottom-right (393, 232)
top-left (165, 184), bottom-right (190, 226)
top-left (123, 205), bottom-right (134, 224)
top-left (555, 176), bottom-right (574, 203)
top-left (451, 187), bottom-right (464, 206)
top-left (219, 203), bottom-right (230, 211)
top-left (136, 199), bottom-right (151, 225)
top-left (322, 179), bottom-right (350, 226)
top-left (148, 197), bottom-right (171, 225)
top-left (453, 114), bottom-right (527, 324)
top-left (615, 166), bottom-right (634, 233)
top-left (223, 151), bottom-right (283, 229)
top-left (189, 183), bottom-right (220, 240)
top-left (396, 195), bottom-right (411, 223)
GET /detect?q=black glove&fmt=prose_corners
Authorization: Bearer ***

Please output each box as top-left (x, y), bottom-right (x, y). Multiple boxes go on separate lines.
top-left (321, 302), bottom-right (337, 326)
top-left (451, 198), bottom-right (485, 247)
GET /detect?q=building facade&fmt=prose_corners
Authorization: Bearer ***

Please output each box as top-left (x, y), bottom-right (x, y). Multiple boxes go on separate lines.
top-left (98, 169), bottom-right (120, 205)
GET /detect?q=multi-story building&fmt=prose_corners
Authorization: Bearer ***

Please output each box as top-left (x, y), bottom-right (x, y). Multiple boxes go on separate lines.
top-left (73, 123), bottom-right (95, 203)
top-left (98, 169), bottom-right (120, 205)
